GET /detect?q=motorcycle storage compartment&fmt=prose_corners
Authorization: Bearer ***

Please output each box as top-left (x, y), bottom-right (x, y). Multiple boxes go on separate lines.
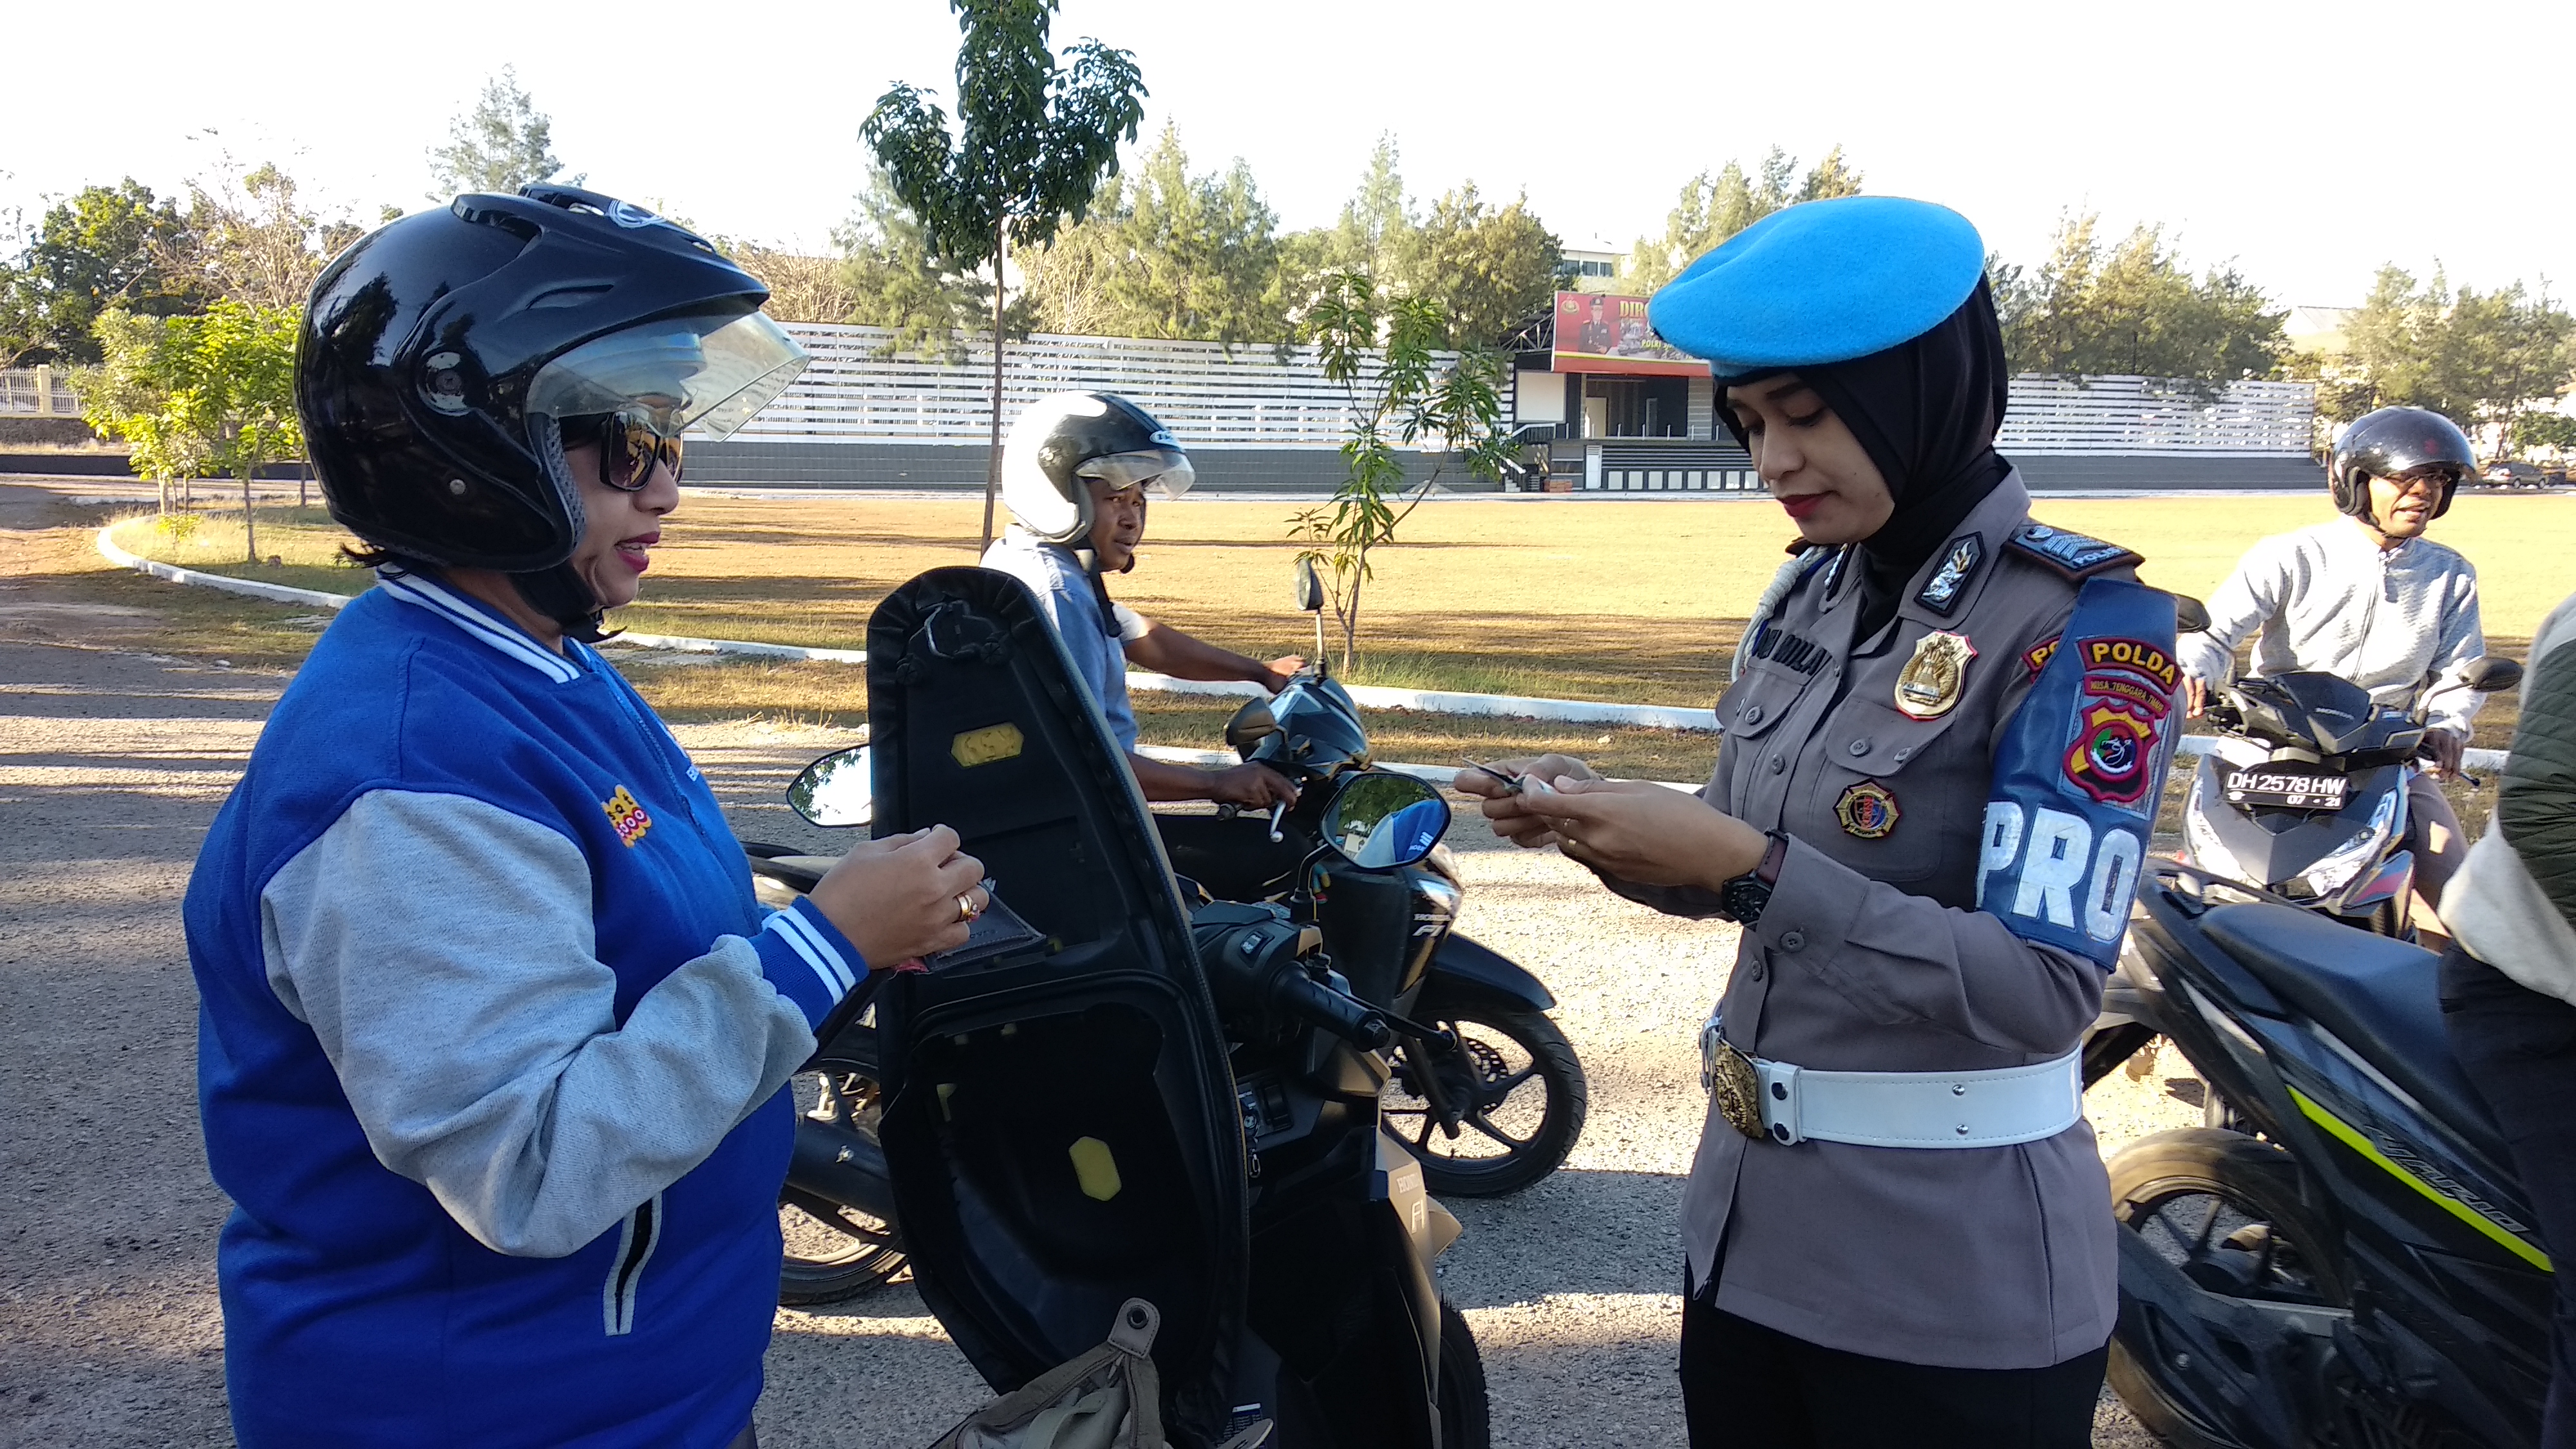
top-left (863, 567), bottom-right (1249, 1438)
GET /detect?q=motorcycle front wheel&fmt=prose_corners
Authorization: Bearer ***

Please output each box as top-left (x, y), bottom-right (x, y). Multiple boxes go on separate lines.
top-left (778, 1068), bottom-right (907, 1306)
top-left (1437, 1298), bottom-right (1491, 1449)
top-left (1385, 1002), bottom-right (1587, 1198)
top-left (2104, 1127), bottom-right (2349, 1449)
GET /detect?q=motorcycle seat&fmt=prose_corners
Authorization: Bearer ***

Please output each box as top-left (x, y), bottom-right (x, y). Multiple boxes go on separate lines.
top-left (2199, 904), bottom-right (2510, 1166)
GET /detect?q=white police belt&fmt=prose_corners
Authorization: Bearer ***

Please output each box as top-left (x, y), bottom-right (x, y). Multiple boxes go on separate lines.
top-left (1702, 1019), bottom-right (2082, 1149)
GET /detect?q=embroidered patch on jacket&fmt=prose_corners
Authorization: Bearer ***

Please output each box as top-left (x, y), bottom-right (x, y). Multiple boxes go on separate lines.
top-left (1914, 534), bottom-right (1984, 616)
top-left (1749, 627), bottom-right (1829, 676)
top-left (1835, 781), bottom-right (1901, 839)
top-left (1894, 630), bottom-right (1977, 720)
top-left (2022, 635), bottom-right (2061, 679)
top-left (603, 785), bottom-right (654, 848)
top-left (2061, 638), bottom-right (2179, 808)
top-left (2007, 524), bottom-right (2139, 580)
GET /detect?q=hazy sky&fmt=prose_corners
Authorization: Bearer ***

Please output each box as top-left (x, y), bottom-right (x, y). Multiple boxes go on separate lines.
top-left (8, 0), bottom-right (2568, 308)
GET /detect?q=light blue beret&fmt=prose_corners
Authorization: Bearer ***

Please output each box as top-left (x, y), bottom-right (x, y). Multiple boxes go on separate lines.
top-left (1647, 196), bottom-right (1987, 378)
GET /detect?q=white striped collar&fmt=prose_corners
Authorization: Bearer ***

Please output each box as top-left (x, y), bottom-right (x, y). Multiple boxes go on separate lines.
top-left (379, 572), bottom-right (585, 685)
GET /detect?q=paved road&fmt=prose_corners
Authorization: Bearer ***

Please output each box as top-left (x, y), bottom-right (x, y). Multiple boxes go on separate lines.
top-left (0, 628), bottom-right (2179, 1446)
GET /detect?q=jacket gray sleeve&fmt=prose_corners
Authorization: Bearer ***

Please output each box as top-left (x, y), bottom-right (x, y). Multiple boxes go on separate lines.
top-left (260, 789), bottom-right (820, 1258)
top-left (2497, 641), bottom-right (2576, 932)
top-left (2418, 565), bottom-right (2488, 739)
top-left (1752, 837), bottom-right (2106, 1056)
top-left (2178, 538), bottom-right (2287, 686)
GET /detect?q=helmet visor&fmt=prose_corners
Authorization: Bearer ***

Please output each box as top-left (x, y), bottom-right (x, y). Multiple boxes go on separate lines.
top-left (527, 310), bottom-right (808, 441)
top-left (1077, 447), bottom-right (1196, 498)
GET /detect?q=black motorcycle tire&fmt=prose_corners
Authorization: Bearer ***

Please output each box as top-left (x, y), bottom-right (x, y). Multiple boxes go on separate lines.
top-left (2103, 1128), bottom-right (2349, 1449)
top-left (777, 1069), bottom-right (907, 1307)
top-left (1390, 1003), bottom-right (1587, 1199)
top-left (1437, 1297), bottom-right (1491, 1449)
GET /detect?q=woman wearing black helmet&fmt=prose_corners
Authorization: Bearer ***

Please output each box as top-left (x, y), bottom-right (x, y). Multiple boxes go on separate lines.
top-left (2179, 405), bottom-right (2488, 941)
top-left (1459, 196), bottom-right (2182, 1446)
top-left (184, 187), bottom-right (985, 1448)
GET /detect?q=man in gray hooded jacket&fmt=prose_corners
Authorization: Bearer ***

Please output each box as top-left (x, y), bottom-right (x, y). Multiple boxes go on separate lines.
top-left (2443, 586), bottom-right (2576, 1446)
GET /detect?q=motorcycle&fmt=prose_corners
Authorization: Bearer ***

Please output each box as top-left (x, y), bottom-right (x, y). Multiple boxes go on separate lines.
top-left (1157, 592), bottom-right (1585, 1202)
top-left (2177, 658), bottom-right (2519, 938)
top-left (2084, 858), bottom-right (2552, 1448)
top-left (755, 566), bottom-right (1488, 1449)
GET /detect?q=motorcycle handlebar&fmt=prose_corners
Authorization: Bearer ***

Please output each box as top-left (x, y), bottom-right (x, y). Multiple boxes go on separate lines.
top-left (1269, 971), bottom-right (1392, 1052)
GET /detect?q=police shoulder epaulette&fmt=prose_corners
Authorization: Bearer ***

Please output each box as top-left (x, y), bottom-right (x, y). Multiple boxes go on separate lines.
top-left (2005, 523), bottom-right (2142, 581)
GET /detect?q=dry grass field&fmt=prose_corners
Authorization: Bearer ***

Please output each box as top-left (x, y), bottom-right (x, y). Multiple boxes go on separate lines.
top-left (93, 489), bottom-right (2570, 786)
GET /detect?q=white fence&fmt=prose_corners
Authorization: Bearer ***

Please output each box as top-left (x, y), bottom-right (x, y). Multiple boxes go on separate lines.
top-left (737, 325), bottom-right (1448, 449)
top-left (0, 367), bottom-right (84, 418)
top-left (2000, 376), bottom-right (2314, 455)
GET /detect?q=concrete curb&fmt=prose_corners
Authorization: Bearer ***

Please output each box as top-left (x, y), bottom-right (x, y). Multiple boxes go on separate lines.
top-left (96, 527), bottom-right (2508, 775)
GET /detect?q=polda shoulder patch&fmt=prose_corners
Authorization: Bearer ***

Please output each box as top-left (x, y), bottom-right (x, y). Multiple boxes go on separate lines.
top-left (2006, 523), bottom-right (2141, 581)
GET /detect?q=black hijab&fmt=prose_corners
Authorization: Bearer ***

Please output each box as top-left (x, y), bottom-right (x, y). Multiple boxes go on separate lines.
top-left (1721, 276), bottom-right (2014, 640)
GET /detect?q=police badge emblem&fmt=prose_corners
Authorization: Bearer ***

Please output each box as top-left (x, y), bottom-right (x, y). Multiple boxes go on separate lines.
top-left (1835, 781), bottom-right (1901, 838)
top-left (1895, 630), bottom-right (1976, 719)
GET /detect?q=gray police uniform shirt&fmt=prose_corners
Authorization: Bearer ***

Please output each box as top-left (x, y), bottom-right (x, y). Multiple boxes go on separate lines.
top-left (1605, 473), bottom-right (2120, 1370)
top-left (2177, 520), bottom-right (2485, 737)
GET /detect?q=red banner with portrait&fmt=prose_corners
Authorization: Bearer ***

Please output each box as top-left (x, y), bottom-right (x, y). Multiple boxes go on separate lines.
top-left (1548, 291), bottom-right (1702, 376)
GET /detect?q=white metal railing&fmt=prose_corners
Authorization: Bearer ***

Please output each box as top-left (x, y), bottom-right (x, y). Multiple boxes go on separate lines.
top-left (734, 324), bottom-right (1468, 450)
top-left (2000, 376), bottom-right (2314, 456)
top-left (0, 367), bottom-right (85, 418)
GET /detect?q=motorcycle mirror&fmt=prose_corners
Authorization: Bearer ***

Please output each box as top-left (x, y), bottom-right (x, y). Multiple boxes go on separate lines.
top-left (1323, 772), bottom-right (1450, 869)
top-left (788, 746), bottom-right (873, 828)
top-left (2461, 656), bottom-right (2524, 694)
top-left (1293, 556), bottom-right (1326, 614)
top-left (2172, 593), bottom-right (2211, 634)
top-left (1224, 697), bottom-right (1280, 752)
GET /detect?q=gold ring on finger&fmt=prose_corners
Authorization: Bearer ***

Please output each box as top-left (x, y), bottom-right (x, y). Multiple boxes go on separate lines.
top-left (956, 893), bottom-right (979, 923)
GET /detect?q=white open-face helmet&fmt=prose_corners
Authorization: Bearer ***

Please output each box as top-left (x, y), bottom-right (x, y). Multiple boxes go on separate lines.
top-left (1001, 391), bottom-right (1195, 544)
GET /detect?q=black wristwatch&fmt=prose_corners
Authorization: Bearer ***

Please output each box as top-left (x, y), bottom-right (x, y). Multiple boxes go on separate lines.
top-left (1721, 833), bottom-right (1789, 926)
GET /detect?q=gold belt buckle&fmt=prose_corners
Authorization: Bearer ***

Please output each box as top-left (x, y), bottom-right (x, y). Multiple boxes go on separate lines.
top-left (1701, 1021), bottom-right (1766, 1141)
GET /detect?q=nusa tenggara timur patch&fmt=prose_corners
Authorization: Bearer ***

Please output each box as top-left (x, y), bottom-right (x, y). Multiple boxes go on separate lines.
top-left (1975, 579), bottom-right (2180, 968)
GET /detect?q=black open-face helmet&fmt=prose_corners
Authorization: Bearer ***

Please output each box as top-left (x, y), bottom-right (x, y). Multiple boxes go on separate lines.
top-left (297, 185), bottom-right (807, 635)
top-left (1000, 391), bottom-right (1195, 545)
top-left (2331, 406), bottom-right (2475, 524)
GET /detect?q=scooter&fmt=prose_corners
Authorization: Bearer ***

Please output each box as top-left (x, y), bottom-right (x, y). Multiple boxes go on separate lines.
top-left (2084, 858), bottom-right (2552, 1447)
top-left (2178, 658), bottom-right (2519, 938)
top-left (1159, 559), bottom-right (1583, 1201)
top-left (758, 567), bottom-right (1488, 1449)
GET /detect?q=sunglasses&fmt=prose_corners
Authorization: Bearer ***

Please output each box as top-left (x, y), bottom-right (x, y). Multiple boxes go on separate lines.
top-left (572, 409), bottom-right (685, 491)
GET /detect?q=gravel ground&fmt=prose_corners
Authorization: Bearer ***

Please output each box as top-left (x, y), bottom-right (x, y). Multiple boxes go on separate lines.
top-left (0, 629), bottom-right (2194, 1447)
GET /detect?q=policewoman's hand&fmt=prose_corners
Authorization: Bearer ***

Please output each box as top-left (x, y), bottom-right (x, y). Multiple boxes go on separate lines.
top-left (1460, 754), bottom-right (1599, 850)
top-left (806, 825), bottom-right (988, 969)
top-left (1530, 777), bottom-right (1768, 891)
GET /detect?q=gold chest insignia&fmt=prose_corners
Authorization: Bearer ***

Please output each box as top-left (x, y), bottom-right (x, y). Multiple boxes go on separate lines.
top-left (1835, 781), bottom-right (1902, 839)
top-left (1895, 630), bottom-right (1977, 720)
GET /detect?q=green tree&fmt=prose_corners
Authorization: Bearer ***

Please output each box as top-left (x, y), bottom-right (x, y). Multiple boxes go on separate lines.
top-left (2514, 412), bottom-right (2576, 457)
top-left (1275, 136), bottom-right (1417, 304)
top-left (84, 299), bottom-right (301, 545)
top-left (2340, 265), bottom-right (2576, 446)
top-left (1018, 123), bottom-right (1287, 345)
top-left (1401, 183), bottom-right (1561, 348)
top-left (1997, 213), bottom-right (2287, 386)
top-left (1622, 146), bottom-right (1864, 294)
top-left (428, 67), bottom-right (579, 198)
top-left (167, 163), bottom-right (361, 312)
top-left (864, 0), bottom-right (1148, 546)
top-left (1289, 272), bottom-right (1515, 674)
top-left (831, 171), bottom-right (1025, 359)
top-left (0, 180), bottom-right (198, 366)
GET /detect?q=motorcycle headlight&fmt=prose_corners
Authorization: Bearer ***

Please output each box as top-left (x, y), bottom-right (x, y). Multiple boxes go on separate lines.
top-left (2297, 788), bottom-right (2401, 900)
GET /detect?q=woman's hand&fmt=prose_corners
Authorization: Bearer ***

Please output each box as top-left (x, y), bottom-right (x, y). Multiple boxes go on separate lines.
top-left (805, 826), bottom-right (988, 969)
top-left (1515, 777), bottom-right (1769, 891)
top-left (1457, 755), bottom-right (1600, 849)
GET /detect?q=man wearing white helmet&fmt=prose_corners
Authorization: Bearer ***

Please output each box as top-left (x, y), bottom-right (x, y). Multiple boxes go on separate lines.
top-left (981, 391), bottom-right (1300, 807)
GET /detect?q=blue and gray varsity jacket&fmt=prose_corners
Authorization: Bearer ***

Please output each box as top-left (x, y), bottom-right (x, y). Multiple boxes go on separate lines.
top-left (184, 572), bottom-right (866, 1448)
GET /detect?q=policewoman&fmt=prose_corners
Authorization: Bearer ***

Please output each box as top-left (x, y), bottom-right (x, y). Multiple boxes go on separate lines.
top-left (1461, 196), bottom-right (2182, 1446)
